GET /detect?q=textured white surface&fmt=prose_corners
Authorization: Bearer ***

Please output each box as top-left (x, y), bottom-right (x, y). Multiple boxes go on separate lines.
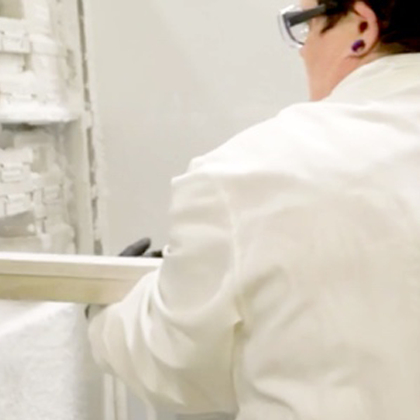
top-left (0, 127), bottom-right (75, 254)
top-left (0, 301), bottom-right (103, 420)
top-left (0, 0), bottom-right (83, 123)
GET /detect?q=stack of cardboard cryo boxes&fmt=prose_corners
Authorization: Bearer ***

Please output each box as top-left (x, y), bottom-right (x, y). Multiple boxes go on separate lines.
top-left (0, 2), bottom-right (107, 419)
top-left (0, 0), bottom-right (102, 255)
top-left (0, 127), bottom-right (75, 253)
top-left (0, 0), bottom-right (83, 121)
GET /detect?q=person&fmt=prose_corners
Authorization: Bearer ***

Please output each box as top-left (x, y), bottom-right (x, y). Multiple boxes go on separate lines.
top-left (88, 0), bottom-right (420, 418)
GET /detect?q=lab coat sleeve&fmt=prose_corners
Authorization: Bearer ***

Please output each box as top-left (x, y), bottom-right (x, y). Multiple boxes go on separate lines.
top-left (88, 162), bottom-right (242, 414)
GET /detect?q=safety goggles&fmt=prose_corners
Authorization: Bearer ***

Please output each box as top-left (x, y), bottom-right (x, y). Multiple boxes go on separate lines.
top-left (277, 4), bottom-right (328, 48)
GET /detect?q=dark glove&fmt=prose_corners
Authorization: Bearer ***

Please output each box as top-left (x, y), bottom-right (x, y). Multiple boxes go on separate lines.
top-left (119, 237), bottom-right (163, 258)
top-left (85, 237), bottom-right (162, 320)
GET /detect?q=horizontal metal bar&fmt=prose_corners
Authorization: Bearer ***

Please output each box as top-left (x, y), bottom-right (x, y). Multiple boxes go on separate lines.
top-left (0, 253), bottom-right (161, 304)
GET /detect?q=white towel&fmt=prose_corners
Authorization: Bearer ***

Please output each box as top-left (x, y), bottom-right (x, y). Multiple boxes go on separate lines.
top-left (0, 301), bottom-right (103, 420)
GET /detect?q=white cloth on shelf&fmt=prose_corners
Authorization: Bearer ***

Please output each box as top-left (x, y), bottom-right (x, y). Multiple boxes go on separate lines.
top-left (0, 301), bottom-right (103, 420)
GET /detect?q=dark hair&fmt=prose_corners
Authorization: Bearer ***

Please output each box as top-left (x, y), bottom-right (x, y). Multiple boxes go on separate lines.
top-left (318, 0), bottom-right (420, 53)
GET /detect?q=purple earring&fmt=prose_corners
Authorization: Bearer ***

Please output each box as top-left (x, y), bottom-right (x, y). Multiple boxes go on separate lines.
top-left (352, 40), bottom-right (366, 53)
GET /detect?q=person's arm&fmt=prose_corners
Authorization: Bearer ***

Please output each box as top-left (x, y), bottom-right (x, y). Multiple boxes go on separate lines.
top-left (88, 161), bottom-right (242, 415)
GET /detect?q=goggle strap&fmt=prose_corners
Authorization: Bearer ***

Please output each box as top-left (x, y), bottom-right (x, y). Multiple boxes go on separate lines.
top-left (287, 4), bottom-right (327, 27)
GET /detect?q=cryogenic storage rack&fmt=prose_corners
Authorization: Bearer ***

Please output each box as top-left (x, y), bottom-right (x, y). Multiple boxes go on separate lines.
top-left (0, 3), bottom-right (120, 419)
top-left (0, 0), bottom-right (106, 256)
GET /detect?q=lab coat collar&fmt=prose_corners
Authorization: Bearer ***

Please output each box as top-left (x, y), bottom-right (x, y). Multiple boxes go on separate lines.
top-left (325, 53), bottom-right (420, 103)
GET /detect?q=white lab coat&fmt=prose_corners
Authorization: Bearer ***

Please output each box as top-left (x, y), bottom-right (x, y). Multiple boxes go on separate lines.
top-left (89, 53), bottom-right (420, 420)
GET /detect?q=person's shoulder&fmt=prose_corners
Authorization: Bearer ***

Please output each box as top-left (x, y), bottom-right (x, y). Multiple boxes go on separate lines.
top-left (190, 100), bottom-right (345, 174)
top-left (275, 100), bottom-right (349, 134)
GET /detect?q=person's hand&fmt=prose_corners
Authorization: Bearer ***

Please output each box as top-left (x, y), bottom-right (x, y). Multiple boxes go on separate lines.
top-left (119, 237), bottom-right (163, 258)
top-left (86, 237), bottom-right (162, 320)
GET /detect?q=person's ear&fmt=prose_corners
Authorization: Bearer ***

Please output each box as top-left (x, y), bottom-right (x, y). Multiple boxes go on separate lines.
top-left (349, 1), bottom-right (380, 57)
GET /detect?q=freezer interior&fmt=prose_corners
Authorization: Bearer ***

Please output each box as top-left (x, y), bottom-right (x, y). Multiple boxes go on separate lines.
top-left (0, 1), bottom-right (108, 419)
top-left (0, 0), bottom-right (104, 255)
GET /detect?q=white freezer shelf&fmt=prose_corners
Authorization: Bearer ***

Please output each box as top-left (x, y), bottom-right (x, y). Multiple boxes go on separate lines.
top-left (0, 252), bottom-right (161, 304)
top-left (0, 108), bottom-right (80, 124)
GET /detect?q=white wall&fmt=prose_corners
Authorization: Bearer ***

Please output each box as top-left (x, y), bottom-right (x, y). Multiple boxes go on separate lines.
top-left (90, 0), bottom-right (307, 255)
top-left (90, 0), bottom-right (307, 418)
